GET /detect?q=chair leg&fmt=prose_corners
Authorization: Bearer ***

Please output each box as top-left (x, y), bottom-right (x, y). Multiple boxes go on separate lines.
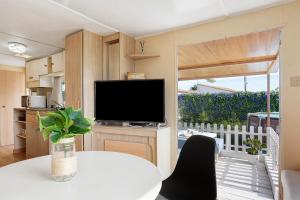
top-left (156, 194), bottom-right (168, 200)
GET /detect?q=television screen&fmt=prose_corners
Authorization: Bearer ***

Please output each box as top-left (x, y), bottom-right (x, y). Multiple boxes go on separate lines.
top-left (95, 79), bottom-right (165, 123)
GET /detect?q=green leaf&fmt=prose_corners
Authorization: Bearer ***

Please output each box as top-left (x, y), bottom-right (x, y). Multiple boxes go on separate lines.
top-left (50, 131), bottom-right (62, 143)
top-left (69, 109), bottom-right (82, 120)
top-left (37, 107), bottom-right (93, 143)
top-left (40, 116), bottom-right (56, 127)
top-left (69, 125), bottom-right (91, 134)
top-left (47, 112), bottom-right (65, 122)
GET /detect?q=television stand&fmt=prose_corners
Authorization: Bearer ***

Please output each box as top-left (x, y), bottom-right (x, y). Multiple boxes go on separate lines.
top-left (127, 122), bottom-right (161, 128)
top-left (92, 124), bottom-right (171, 179)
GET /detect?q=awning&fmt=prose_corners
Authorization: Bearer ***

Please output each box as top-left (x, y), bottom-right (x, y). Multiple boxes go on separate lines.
top-left (178, 28), bottom-right (281, 80)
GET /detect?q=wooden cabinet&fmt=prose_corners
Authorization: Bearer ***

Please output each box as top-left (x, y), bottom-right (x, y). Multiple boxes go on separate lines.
top-left (103, 33), bottom-right (135, 80)
top-left (26, 61), bottom-right (38, 82)
top-left (65, 30), bottom-right (102, 151)
top-left (51, 51), bottom-right (65, 73)
top-left (26, 58), bottom-right (48, 82)
top-left (25, 110), bottom-right (49, 158)
top-left (108, 43), bottom-right (120, 80)
top-left (92, 125), bottom-right (171, 179)
top-left (0, 108), bottom-right (14, 146)
top-left (0, 70), bottom-right (25, 147)
top-left (37, 57), bottom-right (49, 75)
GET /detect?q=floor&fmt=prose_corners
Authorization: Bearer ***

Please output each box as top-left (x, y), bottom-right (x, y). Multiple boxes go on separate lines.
top-left (217, 157), bottom-right (274, 200)
top-left (0, 145), bottom-right (26, 167)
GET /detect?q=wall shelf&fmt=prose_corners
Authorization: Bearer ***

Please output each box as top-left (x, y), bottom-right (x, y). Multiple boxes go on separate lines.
top-left (16, 134), bottom-right (26, 140)
top-left (16, 120), bottom-right (26, 124)
top-left (128, 54), bottom-right (160, 60)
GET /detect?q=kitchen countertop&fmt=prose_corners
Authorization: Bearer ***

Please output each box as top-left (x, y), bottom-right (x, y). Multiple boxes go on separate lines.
top-left (14, 107), bottom-right (57, 111)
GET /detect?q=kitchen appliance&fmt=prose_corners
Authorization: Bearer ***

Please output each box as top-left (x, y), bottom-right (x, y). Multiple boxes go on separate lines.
top-left (21, 95), bottom-right (29, 107)
top-left (29, 96), bottom-right (46, 108)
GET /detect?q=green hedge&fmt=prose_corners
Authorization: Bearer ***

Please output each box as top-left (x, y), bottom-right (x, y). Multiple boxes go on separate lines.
top-left (178, 91), bottom-right (279, 126)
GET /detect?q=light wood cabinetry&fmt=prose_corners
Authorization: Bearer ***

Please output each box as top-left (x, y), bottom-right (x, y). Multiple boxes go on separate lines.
top-left (26, 61), bottom-right (37, 82)
top-left (0, 70), bottom-right (25, 147)
top-left (26, 58), bottom-right (48, 82)
top-left (0, 108), bottom-right (14, 146)
top-left (51, 51), bottom-right (65, 73)
top-left (26, 57), bottom-right (52, 88)
top-left (13, 109), bottom-right (26, 152)
top-left (92, 125), bottom-right (171, 179)
top-left (25, 110), bottom-right (49, 158)
top-left (103, 33), bottom-right (135, 80)
top-left (108, 43), bottom-right (120, 80)
top-left (65, 30), bottom-right (102, 151)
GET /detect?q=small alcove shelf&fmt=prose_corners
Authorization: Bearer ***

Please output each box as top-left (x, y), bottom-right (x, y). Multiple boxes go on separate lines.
top-left (128, 54), bottom-right (160, 60)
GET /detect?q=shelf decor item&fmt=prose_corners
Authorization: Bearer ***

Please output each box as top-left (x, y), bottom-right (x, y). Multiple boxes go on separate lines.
top-left (38, 107), bottom-right (92, 181)
top-left (243, 138), bottom-right (267, 164)
top-left (140, 40), bottom-right (145, 55)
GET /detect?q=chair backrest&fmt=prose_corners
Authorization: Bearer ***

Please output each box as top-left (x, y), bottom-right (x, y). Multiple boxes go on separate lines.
top-left (170, 135), bottom-right (217, 199)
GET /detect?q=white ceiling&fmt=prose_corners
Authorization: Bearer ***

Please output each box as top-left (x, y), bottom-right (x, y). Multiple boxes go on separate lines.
top-left (51, 0), bottom-right (294, 37)
top-left (0, 0), bottom-right (294, 66)
top-left (0, 54), bottom-right (25, 67)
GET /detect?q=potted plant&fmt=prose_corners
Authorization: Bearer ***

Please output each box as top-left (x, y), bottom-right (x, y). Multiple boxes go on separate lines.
top-left (38, 107), bottom-right (92, 181)
top-left (243, 138), bottom-right (267, 164)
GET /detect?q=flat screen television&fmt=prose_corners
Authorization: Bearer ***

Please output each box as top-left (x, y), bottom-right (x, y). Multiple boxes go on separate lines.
top-left (94, 79), bottom-right (165, 123)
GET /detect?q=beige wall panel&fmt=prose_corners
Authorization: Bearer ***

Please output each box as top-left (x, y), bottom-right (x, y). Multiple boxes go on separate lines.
top-left (134, 3), bottom-right (300, 194)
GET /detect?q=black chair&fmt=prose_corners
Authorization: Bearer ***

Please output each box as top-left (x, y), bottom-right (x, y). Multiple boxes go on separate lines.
top-left (159, 135), bottom-right (217, 200)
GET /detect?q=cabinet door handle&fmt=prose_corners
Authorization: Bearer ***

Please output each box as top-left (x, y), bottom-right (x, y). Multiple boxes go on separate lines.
top-left (44, 65), bottom-right (48, 67)
top-left (2, 106), bottom-right (6, 108)
top-left (29, 76), bottom-right (33, 79)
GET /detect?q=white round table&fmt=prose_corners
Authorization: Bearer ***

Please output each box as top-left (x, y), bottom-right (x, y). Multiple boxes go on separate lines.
top-left (0, 151), bottom-right (162, 200)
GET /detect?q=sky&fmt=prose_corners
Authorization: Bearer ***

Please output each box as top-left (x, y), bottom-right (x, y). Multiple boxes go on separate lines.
top-left (178, 72), bottom-right (279, 92)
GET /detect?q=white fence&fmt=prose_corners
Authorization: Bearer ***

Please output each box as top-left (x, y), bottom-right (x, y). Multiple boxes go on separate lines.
top-left (179, 122), bottom-right (279, 157)
top-left (268, 127), bottom-right (280, 169)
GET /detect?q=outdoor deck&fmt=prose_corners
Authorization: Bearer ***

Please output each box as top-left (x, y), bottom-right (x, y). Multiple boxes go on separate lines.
top-left (217, 157), bottom-right (273, 200)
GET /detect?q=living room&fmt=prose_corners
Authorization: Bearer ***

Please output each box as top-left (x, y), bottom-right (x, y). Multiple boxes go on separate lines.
top-left (1, 0), bottom-right (300, 200)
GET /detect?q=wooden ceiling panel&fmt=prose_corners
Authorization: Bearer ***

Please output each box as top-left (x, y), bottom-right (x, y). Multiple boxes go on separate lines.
top-left (178, 61), bottom-right (271, 80)
top-left (178, 28), bottom-right (281, 69)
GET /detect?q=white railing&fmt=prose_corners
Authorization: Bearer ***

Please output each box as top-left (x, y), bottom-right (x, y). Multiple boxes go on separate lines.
top-left (267, 127), bottom-right (279, 169)
top-left (179, 122), bottom-right (273, 155)
top-left (178, 122), bottom-right (280, 200)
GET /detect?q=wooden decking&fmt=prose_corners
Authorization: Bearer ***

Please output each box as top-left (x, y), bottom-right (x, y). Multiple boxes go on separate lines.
top-left (217, 157), bottom-right (273, 200)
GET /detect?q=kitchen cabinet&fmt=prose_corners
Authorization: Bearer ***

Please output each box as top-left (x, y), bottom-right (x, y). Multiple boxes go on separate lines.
top-left (26, 60), bottom-right (38, 82)
top-left (26, 57), bottom-right (48, 82)
top-left (25, 110), bottom-right (49, 158)
top-left (51, 51), bottom-right (65, 73)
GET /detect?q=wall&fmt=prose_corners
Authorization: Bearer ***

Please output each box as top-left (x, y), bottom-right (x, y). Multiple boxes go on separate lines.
top-left (0, 64), bottom-right (25, 72)
top-left (135, 0), bottom-right (300, 187)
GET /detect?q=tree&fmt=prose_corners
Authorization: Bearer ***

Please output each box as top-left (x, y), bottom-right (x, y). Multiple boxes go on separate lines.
top-left (190, 84), bottom-right (198, 91)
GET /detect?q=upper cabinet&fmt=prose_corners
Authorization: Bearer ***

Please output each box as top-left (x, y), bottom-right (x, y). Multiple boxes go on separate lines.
top-left (51, 51), bottom-right (65, 73)
top-left (103, 33), bottom-right (135, 80)
top-left (26, 58), bottom-right (48, 82)
top-left (25, 51), bottom-right (65, 88)
top-left (35, 57), bottom-right (48, 76)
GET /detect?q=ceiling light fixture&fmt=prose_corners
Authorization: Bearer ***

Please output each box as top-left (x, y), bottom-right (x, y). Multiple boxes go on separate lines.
top-left (8, 42), bottom-right (27, 54)
top-left (14, 53), bottom-right (32, 59)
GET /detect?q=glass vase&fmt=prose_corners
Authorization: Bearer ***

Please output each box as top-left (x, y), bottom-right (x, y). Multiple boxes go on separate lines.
top-left (51, 137), bottom-right (77, 182)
